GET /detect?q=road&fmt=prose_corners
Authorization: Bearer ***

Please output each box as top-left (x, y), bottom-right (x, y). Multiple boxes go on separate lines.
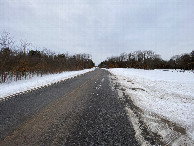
top-left (0, 69), bottom-right (139, 146)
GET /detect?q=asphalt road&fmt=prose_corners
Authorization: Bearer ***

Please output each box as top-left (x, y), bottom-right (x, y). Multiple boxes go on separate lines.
top-left (0, 69), bottom-right (139, 146)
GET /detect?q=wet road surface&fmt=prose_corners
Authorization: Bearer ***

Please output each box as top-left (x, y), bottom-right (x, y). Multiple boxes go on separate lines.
top-left (0, 69), bottom-right (139, 146)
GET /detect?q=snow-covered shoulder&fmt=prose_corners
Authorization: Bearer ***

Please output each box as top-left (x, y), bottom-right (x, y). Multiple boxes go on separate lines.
top-left (107, 68), bottom-right (194, 142)
top-left (0, 68), bottom-right (95, 99)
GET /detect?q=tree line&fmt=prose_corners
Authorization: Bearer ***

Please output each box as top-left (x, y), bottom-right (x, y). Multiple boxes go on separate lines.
top-left (0, 32), bottom-right (94, 83)
top-left (99, 50), bottom-right (194, 70)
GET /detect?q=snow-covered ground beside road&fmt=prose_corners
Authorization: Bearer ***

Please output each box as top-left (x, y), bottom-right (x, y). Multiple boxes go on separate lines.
top-left (108, 68), bottom-right (194, 141)
top-left (0, 68), bottom-right (95, 99)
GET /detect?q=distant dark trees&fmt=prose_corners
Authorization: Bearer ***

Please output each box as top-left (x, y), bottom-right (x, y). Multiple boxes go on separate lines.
top-left (167, 52), bottom-right (194, 70)
top-left (99, 50), bottom-right (194, 70)
top-left (0, 32), bottom-right (94, 83)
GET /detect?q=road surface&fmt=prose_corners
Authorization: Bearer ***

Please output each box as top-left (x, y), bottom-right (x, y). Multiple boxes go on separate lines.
top-left (0, 69), bottom-right (139, 145)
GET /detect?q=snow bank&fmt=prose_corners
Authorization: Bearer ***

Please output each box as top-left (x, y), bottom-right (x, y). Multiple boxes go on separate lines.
top-left (108, 68), bottom-right (194, 140)
top-left (0, 68), bottom-right (95, 99)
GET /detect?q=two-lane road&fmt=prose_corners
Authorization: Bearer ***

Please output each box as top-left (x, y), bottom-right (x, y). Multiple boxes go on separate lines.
top-left (0, 69), bottom-right (139, 145)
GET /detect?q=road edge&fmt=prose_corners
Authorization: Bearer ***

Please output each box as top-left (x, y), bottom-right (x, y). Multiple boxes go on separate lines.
top-left (109, 72), bottom-right (194, 145)
top-left (0, 69), bottom-right (95, 103)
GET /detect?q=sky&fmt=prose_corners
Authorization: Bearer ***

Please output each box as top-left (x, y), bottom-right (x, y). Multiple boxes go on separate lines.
top-left (0, 0), bottom-right (194, 65)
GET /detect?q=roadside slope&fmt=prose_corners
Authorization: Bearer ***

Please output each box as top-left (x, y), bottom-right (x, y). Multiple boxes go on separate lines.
top-left (0, 68), bottom-right (95, 100)
top-left (108, 68), bottom-right (194, 145)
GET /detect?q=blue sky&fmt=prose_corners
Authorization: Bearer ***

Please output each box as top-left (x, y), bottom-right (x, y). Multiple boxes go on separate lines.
top-left (0, 0), bottom-right (194, 65)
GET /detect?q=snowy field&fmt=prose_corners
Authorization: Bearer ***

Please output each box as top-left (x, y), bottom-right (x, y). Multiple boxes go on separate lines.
top-left (108, 68), bottom-right (194, 141)
top-left (0, 68), bottom-right (95, 99)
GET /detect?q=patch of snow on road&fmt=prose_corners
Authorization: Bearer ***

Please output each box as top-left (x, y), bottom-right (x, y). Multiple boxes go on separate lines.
top-left (108, 68), bottom-right (194, 140)
top-left (0, 68), bottom-right (95, 99)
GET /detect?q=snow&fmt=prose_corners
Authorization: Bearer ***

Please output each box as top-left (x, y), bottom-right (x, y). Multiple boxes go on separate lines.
top-left (0, 68), bottom-right (95, 99)
top-left (107, 68), bottom-right (194, 140)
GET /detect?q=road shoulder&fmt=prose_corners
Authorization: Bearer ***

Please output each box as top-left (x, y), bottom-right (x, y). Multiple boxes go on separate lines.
top-left (109, 73), bottom-right (194, 145)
